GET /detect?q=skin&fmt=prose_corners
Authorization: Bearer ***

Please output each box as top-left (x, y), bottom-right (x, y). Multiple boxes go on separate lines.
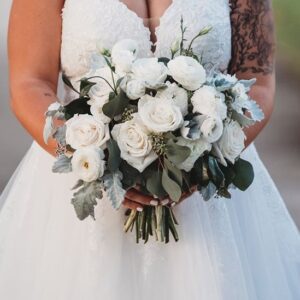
top-left (8, 0), bottom-right (275, 212)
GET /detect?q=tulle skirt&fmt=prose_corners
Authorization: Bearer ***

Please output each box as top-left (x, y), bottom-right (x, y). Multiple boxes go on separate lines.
top-left (0, 142), bottom-right (299, 300)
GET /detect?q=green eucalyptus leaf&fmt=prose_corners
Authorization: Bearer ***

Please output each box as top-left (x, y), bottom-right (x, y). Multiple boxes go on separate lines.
top-left (158, 57), bottom-right (170, 66)
top-left (208, 156), bottom-right (225, 188)
top-left (62, 73), bottom-right (79, 94)
top-left (232, 158), bottom-right (254, 191)
top-left (162, 168), bottom-right (182, 202)
top-left (165, 141), bottom-right (191, 164)
top-left (119, 161), bottom-right (140, 189)
top-left (107, 139), bottom-right (121, 172)
top-left (102, 90), bottom-right (129, 119)
top-left (164, 159), bottom-right (183, 186)
top-left (146, 169), bottom-right (166, 199)
top-left (64, 97), bottom-right (91, 120)
top-left (80, 78), bottom-right (97, 97)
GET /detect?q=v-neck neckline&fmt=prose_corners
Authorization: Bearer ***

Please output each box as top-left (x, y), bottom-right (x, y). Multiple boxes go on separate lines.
top-left (115, 0), bottom-right (176, 54)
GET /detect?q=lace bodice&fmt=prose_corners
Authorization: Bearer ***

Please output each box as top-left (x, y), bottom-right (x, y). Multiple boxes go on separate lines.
top-left (61, 0), bottom-right (232, 79)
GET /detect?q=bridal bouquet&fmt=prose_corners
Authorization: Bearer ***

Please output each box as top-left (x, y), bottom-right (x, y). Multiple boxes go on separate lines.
top-left (44, 20), bottom-right (264, 243)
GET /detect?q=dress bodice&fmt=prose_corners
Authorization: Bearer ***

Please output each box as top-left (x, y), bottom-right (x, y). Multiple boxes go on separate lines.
top-left (61, 0), bottom-right (232, 79)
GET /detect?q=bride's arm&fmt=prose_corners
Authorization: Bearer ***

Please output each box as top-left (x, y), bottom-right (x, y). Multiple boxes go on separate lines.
top-left (229, 0), bottom-right (275, 146)
top-left (8, 0), bottom-right (65, 156)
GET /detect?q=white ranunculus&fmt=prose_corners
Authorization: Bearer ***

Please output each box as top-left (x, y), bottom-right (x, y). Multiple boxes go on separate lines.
top-left (167, 56), bottom-right (206, 91)
top-left (72, 147), bottom-right (106, 182)
top-left (191, 85), bottom-right (227, 120)
top-left (111, 114), bottom-right (157, 172)
top-left (200, 116), bottom-right (224, 143)
top-left (121, 77), bottom-right (146, 100)
top-left (66, 114), bottom-right (110, 149)
top-left (176, 137), bottom-right (212, 172)
top-left (217, 120), bottom-right (246, 164)
top-left (111, 39), bottom-right (138, 75)
top-left (138, 94), bottom-right (184, 133)
top-left (88, 67), bottom-right (119, 104)
top-left (131, 58), bottom-right (168, 89)
top-left (156, 82), bottom-right (189, 116)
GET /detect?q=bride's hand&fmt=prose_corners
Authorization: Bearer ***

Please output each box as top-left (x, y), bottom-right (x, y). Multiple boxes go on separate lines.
top-left (123, 186), bottom-right (197, 211)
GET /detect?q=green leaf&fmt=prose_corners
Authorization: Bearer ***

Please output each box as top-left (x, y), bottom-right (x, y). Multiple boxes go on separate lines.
top-left (164, 159), bottom-right (183, 186)
top-left (119, 161), bottom-right (140, 189)
top-left (52, 155), bottom-right (72, 173)
top-left (64, 97), bottom-right (91, 120)
top-left (158, 57), bottom-right (170, 66)
top-left (162, 168), bottom-right (182, 202)
top-left (208, 156), bottom-right (225, 188)
top-left (146, 169), bottom-right (167, 199)
top-left (79, 78), bottom-right (97, 97)
top-left (200, 181), bottom-right (217, 201)
top-left (102, 90), bottom-right (129, 119)
top-left (232, 158), bottom-right (254, 191)
top-left (62, 73), bottom-right (79, 94)
top-left (103, 171), bottom-right (126, 209)
top-left (71, 181), bottom-right (103, 220)
top-left (107, 139), bottom-right (121, 172)
top-left (165, 141), bottom-right (191, 164)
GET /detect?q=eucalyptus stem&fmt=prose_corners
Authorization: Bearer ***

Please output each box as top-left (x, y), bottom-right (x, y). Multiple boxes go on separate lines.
top-left (86, 76), bottom-right (117, 95)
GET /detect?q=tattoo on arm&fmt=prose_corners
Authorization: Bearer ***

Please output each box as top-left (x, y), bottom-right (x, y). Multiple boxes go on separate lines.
top-left (229, 0), bottom-right (275, 75)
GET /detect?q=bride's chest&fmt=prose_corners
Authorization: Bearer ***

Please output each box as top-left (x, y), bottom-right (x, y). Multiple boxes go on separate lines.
top-left (61, 0), bottom-right (232, 78)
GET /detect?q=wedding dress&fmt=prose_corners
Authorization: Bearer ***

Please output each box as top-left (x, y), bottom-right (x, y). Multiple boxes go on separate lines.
top-left (0, 0), bottom-right (299, 299)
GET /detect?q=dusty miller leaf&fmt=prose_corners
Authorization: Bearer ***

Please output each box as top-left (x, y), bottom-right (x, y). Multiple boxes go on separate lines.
top-left (52, 155), bottom-right (72, 173)
top-left (71, 181), bottom-right (103, 220)
top-left (43, 116), bottom-right (56, 144)
top-left (103, 171), bottom-right (126, 209)
top-left (53, 125), bottom-right (67, 146)
top-left (231, 111), bottom-right (256, 128)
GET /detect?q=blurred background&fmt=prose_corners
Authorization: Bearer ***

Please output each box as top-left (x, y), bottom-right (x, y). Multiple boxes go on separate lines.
top-left (0, 1), bottom-right (299, 227)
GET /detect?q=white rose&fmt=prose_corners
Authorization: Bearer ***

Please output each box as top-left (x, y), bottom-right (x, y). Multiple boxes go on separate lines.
top-left (111, 39), bottom-right (138, 75)
top-left (131, 58), bottom-right (168, 89)
top-left (156, 82), bottom-right (188, 116)
top-left (88, 67), bottom-right (119, 104)
top-left (217, 120), bottom-right (246, 164)
top-left (72, 147), bottom-right (106, 182)
top-left (138, 94), bottom-right (184, 133)
top-left (191, 85), bottom-right (227, 120)
top-left (200, 116), bottom-right (224, 143)
top-left (111, 114), bottom-right (157, 172)
top-left (66, 114), bottom-right (110, 149)
top-left (168, 56), bottom-right (206, 91)
top-left (121, 77), bottom-right (146, 100)
top-left (176, 137), bottom-right (212, 172)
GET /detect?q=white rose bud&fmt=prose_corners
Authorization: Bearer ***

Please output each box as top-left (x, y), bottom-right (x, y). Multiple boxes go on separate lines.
top-left (66, 114), bottom-right (110, 149)
top-left (111, 39), bottom-right (139, 75)
top-left (191, 85), bottom-right (227, 120)
top-left (122, 77), bottom-right (146, 100)
top-left (217, 120), bottom-right (246, 164)
top-left (131, 58), bottom-right (168, 89)
top-left (111, 114), bottom-right (157, 172)
top-left (90, 99), bottom-right (111, 124)
top-left (72, 147), bottom-right (106, 182)
top-left (167, 56), bottom-right (206, 91)
top-left (156, 82), bottom-right (188, 116)
top-left (171, 37), bottom-right (181, 54)
top-left (138, 94), bottom-right (184, 133)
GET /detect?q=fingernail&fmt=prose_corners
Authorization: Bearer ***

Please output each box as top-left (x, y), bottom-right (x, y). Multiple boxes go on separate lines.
top-left (150, 200), bottom-right (158, 206)
top-left (161, 199), bottom-right (169, 206)
top-left (171, 202), bottom-right (176, 207)
top-left (137, 207), bottom-right (143, 212)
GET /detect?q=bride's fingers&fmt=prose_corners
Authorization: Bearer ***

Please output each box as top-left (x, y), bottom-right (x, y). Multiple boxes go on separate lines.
top-left (125, 189), bottom-right (159, 206)
top-left (123, 198), bottom-right (143, 212)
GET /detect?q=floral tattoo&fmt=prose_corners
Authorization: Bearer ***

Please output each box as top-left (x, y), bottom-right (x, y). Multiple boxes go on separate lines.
top-left (229, 0), bottom-right (275, 75)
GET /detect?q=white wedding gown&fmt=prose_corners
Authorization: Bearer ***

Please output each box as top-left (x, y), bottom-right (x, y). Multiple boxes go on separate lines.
top-left (0, 0), bottom-right (299, 299)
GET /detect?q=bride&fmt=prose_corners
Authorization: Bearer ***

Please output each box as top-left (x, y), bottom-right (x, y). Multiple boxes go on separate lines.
top-left (1, 0), bottom-right (299, 299)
